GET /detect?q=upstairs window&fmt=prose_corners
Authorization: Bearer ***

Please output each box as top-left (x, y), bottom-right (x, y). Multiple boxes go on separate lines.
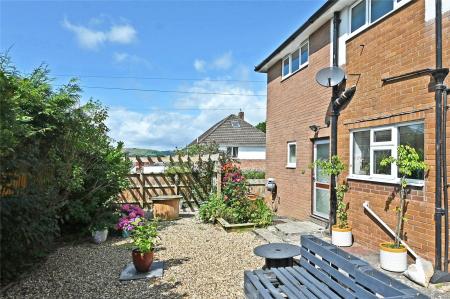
top-left (371, 0), bottom-right (394, 22)
top-left (281, 40), bottom-right (309, 78)
top-left (351, 0), bottom-right (367, 32)
top-left (282, 57), bottom-right (290, 77)
top-left (231, 120), bottom-right (240, 128)
top-left (350, 0), bottom-right (395, 33)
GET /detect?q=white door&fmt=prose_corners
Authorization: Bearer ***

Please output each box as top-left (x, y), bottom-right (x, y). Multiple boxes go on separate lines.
top-left (313, 140), bottom-right (330, 219)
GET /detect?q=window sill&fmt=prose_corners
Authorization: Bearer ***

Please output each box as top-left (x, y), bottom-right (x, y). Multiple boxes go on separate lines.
top-left (286, 165), bottom-right (296, 169)
top-left (346, 175), bottom-right (424, 187)
top-left (281, 63), bottom-right (309, 82)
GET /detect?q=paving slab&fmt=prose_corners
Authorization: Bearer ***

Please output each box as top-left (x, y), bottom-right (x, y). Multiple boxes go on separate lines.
top-left (275, 221), bottom-right (325, 235)
top-left (253, 228), bottom-right (283, 243)
top-left (119, 261), bottom-right (164, 281)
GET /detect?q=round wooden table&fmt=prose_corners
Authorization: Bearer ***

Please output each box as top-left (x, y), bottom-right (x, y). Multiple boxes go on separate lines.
top-left (152, 195), bottom-right (182, 220)
top-left (253, 243), bottom-right (301, 269)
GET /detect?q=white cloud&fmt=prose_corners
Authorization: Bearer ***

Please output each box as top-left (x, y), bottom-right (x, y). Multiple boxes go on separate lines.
top-left (113, 52), bottom-right (151, 68)
top-left (62, 17), bottom-right (137, 50)
top-left (212, 51), bottom-right (233, 70)
top-left (193, 51), bottom-right (233, 72)
top-left (193, 59), bottom-right (206, 72)
top-left (106, 79), bottom-right (266, 150)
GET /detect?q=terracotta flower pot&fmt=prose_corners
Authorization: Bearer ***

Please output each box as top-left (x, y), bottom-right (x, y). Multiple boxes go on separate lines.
top-left (331, 225), bottom-right (353, 247)
top-left (132, 249), bottom-right (154, 273)
top-left (379, 242), bottom-right (407, 272)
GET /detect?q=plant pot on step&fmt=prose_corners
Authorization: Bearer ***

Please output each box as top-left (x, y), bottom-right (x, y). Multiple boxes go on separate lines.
top-left (132, 249), bottom-right (154, 272)
top-left (331, 225), bottom-right (353, 247)
top-left (92, 228), bottom-right (108, 244)
top-left (379, 242), bottom-right (407, 272)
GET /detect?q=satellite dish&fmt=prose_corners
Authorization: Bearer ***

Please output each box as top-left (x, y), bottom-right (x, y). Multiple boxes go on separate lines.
top-left (315, 66), bottom-right (345, 87)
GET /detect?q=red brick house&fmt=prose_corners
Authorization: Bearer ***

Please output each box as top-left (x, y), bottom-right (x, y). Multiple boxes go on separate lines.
top-left (256, 0), bottom-right (449, 264)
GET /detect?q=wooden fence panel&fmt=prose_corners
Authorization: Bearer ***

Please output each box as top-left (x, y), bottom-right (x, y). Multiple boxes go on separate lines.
top-left (118, 154), bottom-right (221, 210)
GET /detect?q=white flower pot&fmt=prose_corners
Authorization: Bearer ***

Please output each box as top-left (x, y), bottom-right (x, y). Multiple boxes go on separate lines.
top-left (331, 226), bottom-right (353, 247)
top-left (92, 229), bottom-right (108, 244)
top-left (379, 243), bottom-right (407, 272)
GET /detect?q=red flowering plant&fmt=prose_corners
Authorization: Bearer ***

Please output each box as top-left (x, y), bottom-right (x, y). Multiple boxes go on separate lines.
top-left (221, 162), bottom-right (248, 203)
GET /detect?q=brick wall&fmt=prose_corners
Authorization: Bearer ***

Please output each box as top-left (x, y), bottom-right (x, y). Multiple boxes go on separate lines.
top-left (265, 0), bottom-right (450, 262)
top-left (237, 159), bottom-right (266, 171)
top-left (339, 0), bottom-right (450, 262)
top-left (265, 21), bottom-right (332, 220)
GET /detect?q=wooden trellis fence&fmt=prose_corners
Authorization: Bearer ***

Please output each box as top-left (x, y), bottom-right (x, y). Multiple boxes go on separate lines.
top-left (117, 153), bottom-right (222, 211)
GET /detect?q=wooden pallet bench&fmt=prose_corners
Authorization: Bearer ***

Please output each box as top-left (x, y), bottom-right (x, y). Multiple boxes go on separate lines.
top-left (244, 235), bottom-right (428, 299)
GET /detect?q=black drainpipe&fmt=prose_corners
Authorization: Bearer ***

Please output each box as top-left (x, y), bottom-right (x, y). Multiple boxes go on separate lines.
top-left (431, 0), bottom-right (450, 284)
top-left (329, 11), bottom-right (341, 231)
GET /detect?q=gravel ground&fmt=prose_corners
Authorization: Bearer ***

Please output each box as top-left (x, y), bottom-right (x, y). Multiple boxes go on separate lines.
top-left (3, 216), bottom-right (264, 299)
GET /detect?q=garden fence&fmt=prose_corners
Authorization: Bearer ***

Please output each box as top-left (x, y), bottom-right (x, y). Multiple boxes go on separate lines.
top-left (117, 153), bottom-right (222, 211)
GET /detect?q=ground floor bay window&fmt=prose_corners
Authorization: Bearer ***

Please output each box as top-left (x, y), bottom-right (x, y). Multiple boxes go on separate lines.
top-left (349, 122), bottom-right (424, 185)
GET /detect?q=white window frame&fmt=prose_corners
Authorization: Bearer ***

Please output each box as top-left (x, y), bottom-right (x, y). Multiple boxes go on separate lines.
top-left (226, 146), bottom-right (239, 158)
top-left (349, 121), bottom-right (424, 186)
top-left (348, 0), bottom-right (410, 37)
top-left (287, 142), bottom-right (297, 168)
top-left (281, 40), bottom-right (309, 79)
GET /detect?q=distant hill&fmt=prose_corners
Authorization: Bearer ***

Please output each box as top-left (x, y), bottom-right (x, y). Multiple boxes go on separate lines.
top-left (124, 148), bottom-right (173, 157)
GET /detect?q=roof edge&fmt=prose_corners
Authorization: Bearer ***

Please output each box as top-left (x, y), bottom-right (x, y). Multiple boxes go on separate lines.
top-left (254, 0), bottom-right (338, 73)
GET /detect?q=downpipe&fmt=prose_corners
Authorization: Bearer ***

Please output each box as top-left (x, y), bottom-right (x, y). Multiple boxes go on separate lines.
top-left (431, 0), bottom-right (450, 284)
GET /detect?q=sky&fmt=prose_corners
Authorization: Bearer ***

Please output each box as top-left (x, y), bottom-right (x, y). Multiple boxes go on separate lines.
top-left (1, 0), bottom-right (326, 150)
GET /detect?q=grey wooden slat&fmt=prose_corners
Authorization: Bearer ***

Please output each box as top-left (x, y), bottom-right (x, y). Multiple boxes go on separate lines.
top-left (299, 258), bottom-right (356, 299)
top-left (301, 236), bottom-right (369, 270)
top-left (278, 285), bottom-right (300, 299)
top-left (270, 268), bottom-right (308, 299)
top-left (275, 268), bottom-right (318, 299)
top-left (289, 266), bottom-right (338, 299)
top-left (254, 270), bottom-right (285, 299)
top-left (244, 271), bottom-right (273, 299)
top-left (301, 238), bottom-right (360, 276)
top-left (300, 248), bottom-right (356, 291)
top-left (355, 267), bottom-right (429, 298)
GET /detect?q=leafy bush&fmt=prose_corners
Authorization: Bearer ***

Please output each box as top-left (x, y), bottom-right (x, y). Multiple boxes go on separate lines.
top-left (242, 169), bottom-right (265, 179)
top-left (1, 191), bottom-right (59, 281)
top-left (0, 56), bottom-right (130, 283)
top-left (199, 194), bottom-right (227, 223)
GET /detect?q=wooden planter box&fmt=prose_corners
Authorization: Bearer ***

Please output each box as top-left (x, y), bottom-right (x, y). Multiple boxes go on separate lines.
top-left (217, 218), bottom-right (256, 232)
top-left (152, 195), bottom-right (182, 220)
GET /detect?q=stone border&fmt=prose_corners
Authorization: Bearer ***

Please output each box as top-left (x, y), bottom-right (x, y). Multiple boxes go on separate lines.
top-left (217, 218), bottom-right (256, 232)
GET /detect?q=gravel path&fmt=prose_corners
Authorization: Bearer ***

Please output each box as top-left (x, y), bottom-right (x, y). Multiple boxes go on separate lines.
top-left (3, 216), bottom-right (264, 299)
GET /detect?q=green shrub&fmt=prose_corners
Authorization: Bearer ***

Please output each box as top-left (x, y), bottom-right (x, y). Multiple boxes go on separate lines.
top-left (249, 198), bottom-right (273, 227)
top-left (0, 56), bottom-right (130, 283)
top-left (242, 169), bottom-right (265, 180)
top-left (1, 191), bottom-right (59, 281)
top-left (199, 194), bottom-right (227, 223)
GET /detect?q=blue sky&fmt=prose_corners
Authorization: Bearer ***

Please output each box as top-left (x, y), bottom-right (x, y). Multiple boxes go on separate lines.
top-left (1, 0), bottom-right (325, 150)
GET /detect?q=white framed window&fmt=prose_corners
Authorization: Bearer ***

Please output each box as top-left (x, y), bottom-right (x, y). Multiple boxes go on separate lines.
top-left (349, 122), bottom-right (424, 185)
top-left (349, 0), bottom-right (403, 34)
top-left (287, 142), bottom-right (297, 168)
top-left (226, 146), bottom-right (239, 158)
top-left (281, 40), bottom-right (309, 78)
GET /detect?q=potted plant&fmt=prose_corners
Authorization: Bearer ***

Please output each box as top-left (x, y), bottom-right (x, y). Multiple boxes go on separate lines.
top-left (379, 145), bottom-right (427, 272)
top-left (116, 204), bottom-right (145, 237)
top-left (130, 219), bottom-right (158, 272)
top-left (90, 209), bottom-right (117, 244)
top-left (314, 156), bottom-right (352, 246)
